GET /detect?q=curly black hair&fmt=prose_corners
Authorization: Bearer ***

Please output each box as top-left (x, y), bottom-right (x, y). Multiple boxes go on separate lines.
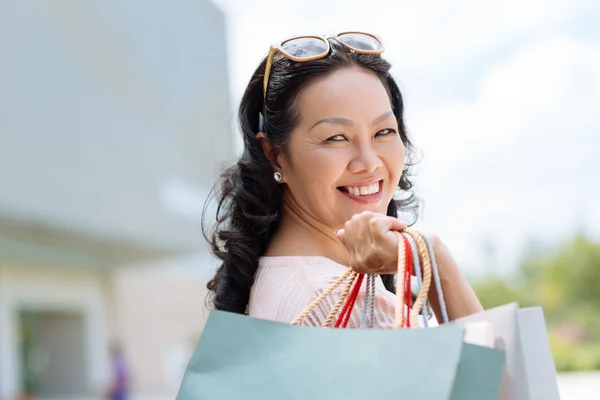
top-left (203, 39), bottom-right (419, 314)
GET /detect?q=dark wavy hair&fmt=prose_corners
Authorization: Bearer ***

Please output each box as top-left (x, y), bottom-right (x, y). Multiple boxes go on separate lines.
top-left (203, 39), bottom-right (419, 314)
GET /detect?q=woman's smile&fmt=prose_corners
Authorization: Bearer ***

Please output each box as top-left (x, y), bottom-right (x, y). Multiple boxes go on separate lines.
top-left (337, 179), bottom-right (383, 204)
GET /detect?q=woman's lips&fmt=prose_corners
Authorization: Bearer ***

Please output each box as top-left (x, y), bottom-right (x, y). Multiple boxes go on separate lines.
top-left (337, 180), bottom-right (383, 204)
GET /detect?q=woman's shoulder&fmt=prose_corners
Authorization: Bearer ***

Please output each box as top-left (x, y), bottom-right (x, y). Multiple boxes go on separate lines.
top-left (258, 255), bottom-right (346, 266)
top-left (249, 255), bottom-right (401, 328)
top-left (248, 256), bottom-right (348, 323)
top-left (258, 255), bottom-right (347, 273)
top-left (253, 256), bottom-right (348, 293)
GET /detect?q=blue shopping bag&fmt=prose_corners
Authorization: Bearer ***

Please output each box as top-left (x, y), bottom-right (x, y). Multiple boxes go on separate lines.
top-left (176, 310), bottom-right (505, 400)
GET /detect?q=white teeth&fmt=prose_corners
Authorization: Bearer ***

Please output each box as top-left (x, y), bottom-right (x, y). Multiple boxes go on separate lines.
top-left (345, 182), bottom-right (380, 196)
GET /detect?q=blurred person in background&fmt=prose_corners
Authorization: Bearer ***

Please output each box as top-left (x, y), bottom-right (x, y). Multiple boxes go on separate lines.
top-left (105, 342), bottom-right (129, 400)
top-left (203, 32), bottom-right (483, 327)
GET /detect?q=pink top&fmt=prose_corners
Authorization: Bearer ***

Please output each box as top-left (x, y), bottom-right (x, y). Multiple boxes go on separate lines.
top-left (248, 256), bottom-right (425, 328)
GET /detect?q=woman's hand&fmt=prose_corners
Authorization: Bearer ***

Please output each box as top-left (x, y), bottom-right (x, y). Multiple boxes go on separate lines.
top-left (337, 213), bottom-right (483, 321)
top-left (335, 211), bottom-right (407, 274)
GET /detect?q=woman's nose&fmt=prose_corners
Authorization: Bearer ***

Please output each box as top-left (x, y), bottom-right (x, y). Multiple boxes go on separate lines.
top-left (348, 144), bottom-right (383, 174)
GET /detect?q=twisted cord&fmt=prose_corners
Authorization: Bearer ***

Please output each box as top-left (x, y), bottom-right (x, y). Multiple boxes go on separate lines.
top-left (422, 234), bottom-right (449, 324)
top-left (324, 271), bottom-right (358, 327)
top-left (291, 269), bottom-right (355, 325)
top-left (369, 274), bottom-right (376, 328)
top-left (404, 229), bottom-right (432, 328)
top-left (402, 232), bottom-right (428, 328)
top-left (359, 274), bottom-right (374, 329)
top-left (394, 231), bottom-right (408, 328)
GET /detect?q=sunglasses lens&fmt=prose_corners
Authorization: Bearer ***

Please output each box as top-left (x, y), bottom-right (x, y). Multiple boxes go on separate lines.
top-left (337, 33), bottom-right (383, 52)
top-left (281, 37), bottom-right (329, 59)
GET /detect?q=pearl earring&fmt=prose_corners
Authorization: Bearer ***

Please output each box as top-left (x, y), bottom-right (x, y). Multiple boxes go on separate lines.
top-left (273, 171), bottom-right (282, 182)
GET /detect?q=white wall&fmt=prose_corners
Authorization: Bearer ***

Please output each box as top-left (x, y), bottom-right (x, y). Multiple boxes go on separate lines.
top-left (0, 0), bottom-right (234, 253)
top-left (0, 264), bottom-right (111, 399)
top-left (112, 254), bottom-right (214, 398)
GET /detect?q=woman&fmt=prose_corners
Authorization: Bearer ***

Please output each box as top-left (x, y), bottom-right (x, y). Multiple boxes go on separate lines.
top-left (204, 32), bottom-right (483, 328)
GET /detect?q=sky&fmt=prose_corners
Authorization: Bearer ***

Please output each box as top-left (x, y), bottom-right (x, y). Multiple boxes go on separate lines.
top-left (212, 0), bottom-right (600, 277)
top-left (3, 0), bottom-right (597, 278)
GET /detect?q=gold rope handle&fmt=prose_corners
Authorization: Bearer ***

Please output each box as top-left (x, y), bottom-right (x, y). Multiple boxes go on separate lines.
top-left (405, 229), bottom-right (433, 328)
top-left (322, 271), bottom-right (357, 327)
top-left (292, 229), bottom-right (435, 328)
top-left (394, 231), bottom-right (408, 328)
top-left (291, 268), bottom-right (355, 325)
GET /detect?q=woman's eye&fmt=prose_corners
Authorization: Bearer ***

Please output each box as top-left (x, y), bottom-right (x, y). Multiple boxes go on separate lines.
top-left (327, 134), bottom-right (347, 142)
top-left (376, 128), bottom-right (397, 137)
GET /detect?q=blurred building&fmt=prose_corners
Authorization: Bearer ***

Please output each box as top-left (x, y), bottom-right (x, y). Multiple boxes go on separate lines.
top-left (0, 1), bottom-right (232, 398)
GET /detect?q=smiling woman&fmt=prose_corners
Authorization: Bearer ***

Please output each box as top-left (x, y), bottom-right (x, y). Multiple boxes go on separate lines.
top-left (203, 32), bottom-right (483, 327)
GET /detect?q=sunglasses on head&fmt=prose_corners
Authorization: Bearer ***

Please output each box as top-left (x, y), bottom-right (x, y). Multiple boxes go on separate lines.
top-left (261, 32), bottom-right (385, 125)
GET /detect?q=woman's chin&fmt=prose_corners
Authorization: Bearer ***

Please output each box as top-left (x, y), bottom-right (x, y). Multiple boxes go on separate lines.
top-left (339, 203), bottom-right (391, 218)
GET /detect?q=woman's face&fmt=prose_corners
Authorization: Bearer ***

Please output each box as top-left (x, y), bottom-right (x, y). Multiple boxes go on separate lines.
top-left (277, 66), bottom-right (406, 229)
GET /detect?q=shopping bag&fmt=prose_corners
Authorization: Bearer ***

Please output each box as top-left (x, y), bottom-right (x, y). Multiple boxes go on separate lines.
top-left (177, 229), bottom-right (505, 399)
top-left (517, 306), bottom-right (561, 399)
top-left (453, 303), bottom-right (560, 400)
top-left (176, 310), bottom-right (505, 400)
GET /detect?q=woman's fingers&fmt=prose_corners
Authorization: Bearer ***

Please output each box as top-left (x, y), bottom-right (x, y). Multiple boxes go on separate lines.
top-left (336, 212), bottom-right (409, 274)
top-left (336, 215), bottom-right (406, 244)
top-left (335, 229), bottom-right (345, 244)
top-left (369, 216), bottom-right (407, 238)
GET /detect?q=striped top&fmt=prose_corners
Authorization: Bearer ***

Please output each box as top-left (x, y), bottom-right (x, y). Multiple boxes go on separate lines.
top-left (248, 256), bottom-right (427, 328)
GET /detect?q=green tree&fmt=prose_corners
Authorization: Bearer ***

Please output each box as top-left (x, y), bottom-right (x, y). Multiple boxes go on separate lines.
top-left (472, 234), bottom-right (600, 371)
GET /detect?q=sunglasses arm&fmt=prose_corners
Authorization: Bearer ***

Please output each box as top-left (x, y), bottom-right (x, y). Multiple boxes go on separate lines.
top-left (263, 47), bottom-right (276, 101)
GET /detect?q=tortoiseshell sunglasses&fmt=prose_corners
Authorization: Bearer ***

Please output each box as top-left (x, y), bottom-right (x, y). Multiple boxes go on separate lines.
top-left (262, 32), bottom-right (385, 105)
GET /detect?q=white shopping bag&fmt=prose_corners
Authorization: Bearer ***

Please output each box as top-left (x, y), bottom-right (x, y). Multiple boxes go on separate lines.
top-left (453, 303), bottom-right (560, 400)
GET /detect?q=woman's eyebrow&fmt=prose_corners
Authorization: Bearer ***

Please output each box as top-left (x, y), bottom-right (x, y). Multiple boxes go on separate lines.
top-left (309, 111), bottom-right (394, 131)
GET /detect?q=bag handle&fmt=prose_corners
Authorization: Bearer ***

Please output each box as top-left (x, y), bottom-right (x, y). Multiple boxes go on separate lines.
top-left (334, 273), bottom-right (365, 328)
top-left (291, 229), bottom-right (441, 328)
top-left (291, 269), bottom-right (356, 325)
top-left (395, 230), bottom-right (432, 328)
top-left (323, 271), bottom-right (358, 327)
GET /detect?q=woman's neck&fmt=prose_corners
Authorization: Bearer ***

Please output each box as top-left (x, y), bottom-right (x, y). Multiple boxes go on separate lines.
top-left (264, 196), bottom-right (350, 266)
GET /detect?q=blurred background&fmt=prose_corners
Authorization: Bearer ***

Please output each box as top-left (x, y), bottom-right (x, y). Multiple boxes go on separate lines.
top-left (0, 0), bottom-right (598, 399)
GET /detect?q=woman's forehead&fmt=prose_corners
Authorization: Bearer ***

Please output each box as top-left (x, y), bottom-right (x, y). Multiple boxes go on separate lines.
top-left (296, 67), bottom-right (393, 125)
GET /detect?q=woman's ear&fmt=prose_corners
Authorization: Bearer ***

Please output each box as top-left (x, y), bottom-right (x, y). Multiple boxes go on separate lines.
top-left (256, 132), bottom-right (285, 182)
top-left (256, 132), bottom-right (285, 183)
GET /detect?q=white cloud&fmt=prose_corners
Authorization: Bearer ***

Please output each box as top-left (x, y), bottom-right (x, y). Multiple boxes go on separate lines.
top-left (211, 0), bottom-right (600, 275)
top-left (214, 0), bottom-right (595, 104)
top-left (413, 35), bottom-right (600, 168)
top-left (412, 35), bottom-right (600, 275)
